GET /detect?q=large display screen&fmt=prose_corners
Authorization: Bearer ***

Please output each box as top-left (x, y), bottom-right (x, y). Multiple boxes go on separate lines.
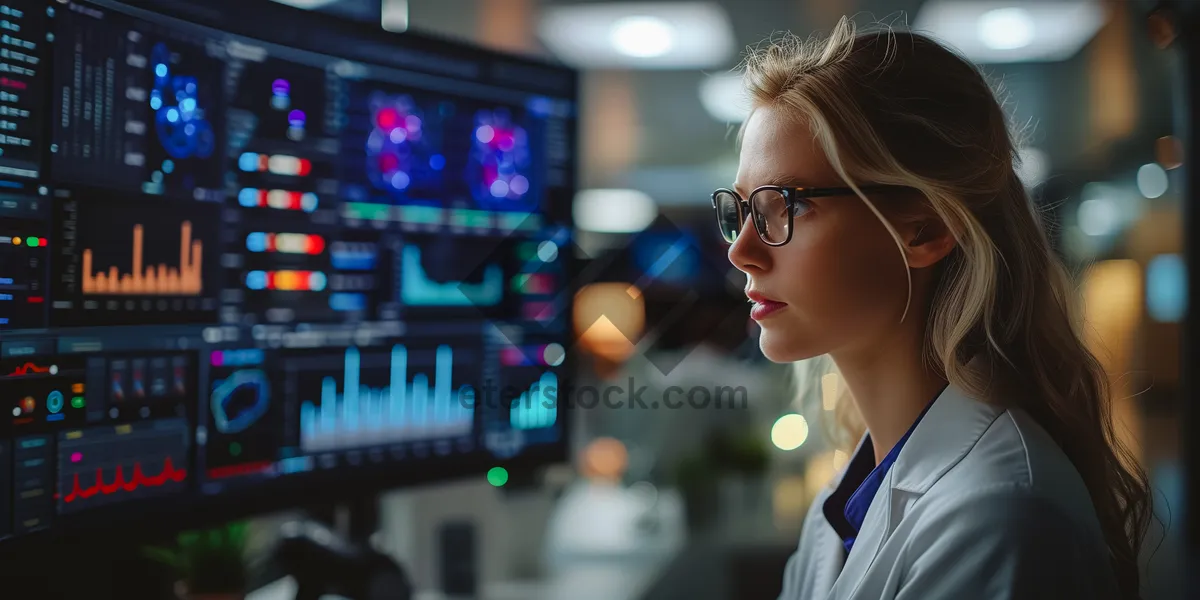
top-left (0, 0), bottom-right (576, 544)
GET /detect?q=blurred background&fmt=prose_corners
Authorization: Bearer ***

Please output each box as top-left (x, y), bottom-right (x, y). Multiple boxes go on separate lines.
top-left (0, 0), bottom-right (1190, 598)
top-left (299, 0), bottom-right (1187, 598)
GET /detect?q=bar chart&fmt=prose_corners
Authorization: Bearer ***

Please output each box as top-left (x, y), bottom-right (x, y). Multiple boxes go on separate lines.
top-left (51, 194), bottom-right (220, 326)
top-left (81, 221), bottom-right (203, 295)
top-left (298, 344), bottom-right (476, 453)
top-left (509, 371), bottom-right (557, 430)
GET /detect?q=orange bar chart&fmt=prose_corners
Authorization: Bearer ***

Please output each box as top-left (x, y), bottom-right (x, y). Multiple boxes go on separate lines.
top-left (81, 222), bottom-right (203, 295)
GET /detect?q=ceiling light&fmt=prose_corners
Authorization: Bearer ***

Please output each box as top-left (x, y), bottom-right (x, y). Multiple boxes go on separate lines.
top-left (914, 1), bottom-right (1106, 63)
top-left (539, 2), bottom-right (734, 69)
top-left (1137, 163), bottom-right (1169, 198)
top-left (610, 16), bottom-right (675, 58)
top-left (574, 189), bottom-right (658, 233)
top-left (699, 71), bottom-right (752, 124)
top-left (978, 8), bottom-right (1035, 50)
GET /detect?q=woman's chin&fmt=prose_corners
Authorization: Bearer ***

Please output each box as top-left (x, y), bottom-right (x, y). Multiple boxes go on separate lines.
top-left (758, 329), bottom-right (821, 363)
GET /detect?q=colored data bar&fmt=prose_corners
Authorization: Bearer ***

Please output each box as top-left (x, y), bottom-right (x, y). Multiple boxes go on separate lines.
top-left (237, 152), bottom-right (312, 177)
top-left (516, 239), bottom-right (561, 266)
top-left (449, 209), bottom-right (493, 229)
top-left (238, 188), bottom-right (318, 213)
top-left (0, 236), bottom-right (45, 247)
top-left (500, 344), bottom-right (565, 367)
top-left (342, 202), bottom-right (391, 222)
top-left (496, 212), bottom-right (542, 232)
top-left (209, 349), bottom-right (265, 368)
top-left (516, 242), bottom-right (541, 262)
top-left (245, 232), bottom-right (325, 255)
top-left (522, 301), bottom-right (557, 322)
top-left (511, 273), bottom-right (555, 295)
top-left (329, 293), bottom-right (366, 312)
top-left (341, 203), bottom-right (543, 232)
top-left (82, 222), bottom-right (203, 295)
top-left (245, 270), bottom-right (327, 291)
top-left (401, 206), bottom-right (443, 225)
top-left (329, 242), bottom-right (377, 270)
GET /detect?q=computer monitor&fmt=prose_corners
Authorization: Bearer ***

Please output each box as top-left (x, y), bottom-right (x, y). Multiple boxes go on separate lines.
top-left (0, 0), bottom-right (576, 548)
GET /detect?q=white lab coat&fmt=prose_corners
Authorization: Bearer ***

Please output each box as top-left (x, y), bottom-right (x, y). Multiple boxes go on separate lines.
top-left (778, 382), bottom-right (1121, 600)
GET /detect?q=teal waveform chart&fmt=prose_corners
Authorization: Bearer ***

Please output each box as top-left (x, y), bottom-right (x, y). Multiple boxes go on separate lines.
top-left (299, 344), bottom-right (475, 452)
top-left (509, 371), bottom-right (557, 430)
top-left (400, 244), bottom-right (503, 307)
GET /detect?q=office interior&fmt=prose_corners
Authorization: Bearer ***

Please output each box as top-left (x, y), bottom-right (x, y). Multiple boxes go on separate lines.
top-left (0, 0), bottom-right (1193, 598)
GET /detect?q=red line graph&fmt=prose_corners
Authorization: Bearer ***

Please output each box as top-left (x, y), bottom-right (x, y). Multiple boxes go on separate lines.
top-left (6, 362), bottom-right (50, 377)
top-left (61, 456), bottom-right (187, 503)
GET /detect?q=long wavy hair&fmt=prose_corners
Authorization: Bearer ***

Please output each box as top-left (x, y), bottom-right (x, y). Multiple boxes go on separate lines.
top-left (740, 18), bottom-right (1152, 598)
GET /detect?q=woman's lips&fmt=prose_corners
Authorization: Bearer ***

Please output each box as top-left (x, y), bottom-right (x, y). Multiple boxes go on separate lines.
top-left (746, 291), bottom-right (787, 321)
top-left (750, 299), bottom-right (787, 320)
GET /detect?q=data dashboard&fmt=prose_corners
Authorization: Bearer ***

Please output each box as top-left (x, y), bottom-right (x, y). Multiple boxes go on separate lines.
top-left (0, 0), bottom-right (576, 542)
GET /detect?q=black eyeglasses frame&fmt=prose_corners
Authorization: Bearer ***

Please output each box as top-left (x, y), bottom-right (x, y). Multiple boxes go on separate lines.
top-left (711, 184), bottom-right (907, 246)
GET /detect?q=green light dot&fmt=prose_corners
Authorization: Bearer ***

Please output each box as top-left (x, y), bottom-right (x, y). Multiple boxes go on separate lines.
top-left (70, 396), bottom-right (85, 409)
top-left (487, 466), bottom-right (508, 487)
top-left (229, 442), bottom-right (242, 457)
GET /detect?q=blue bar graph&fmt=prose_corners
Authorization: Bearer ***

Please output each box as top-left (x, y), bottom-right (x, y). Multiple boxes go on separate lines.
top-left (509, 372), bottom-right (557, 430)
top-left (300, 345), bottom-right (475, 452)
top-left (400, 245), bottom-right (503, 307)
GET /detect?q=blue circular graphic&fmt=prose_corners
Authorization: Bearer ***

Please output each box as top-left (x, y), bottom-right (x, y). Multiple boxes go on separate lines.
top-left (47, 390), bottom-right (64, 414)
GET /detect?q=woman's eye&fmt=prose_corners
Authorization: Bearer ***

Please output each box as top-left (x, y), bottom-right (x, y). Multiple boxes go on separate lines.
top-left (791, 200), bottom-right (812, 217)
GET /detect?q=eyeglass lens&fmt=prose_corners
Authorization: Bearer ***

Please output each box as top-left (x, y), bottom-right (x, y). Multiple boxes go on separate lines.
top-left (713, 189), bottom-right (790, 245)
top-left (750, 188), bottom-right (789, 244)
top-left (713, 190), bottom-right (742, 243)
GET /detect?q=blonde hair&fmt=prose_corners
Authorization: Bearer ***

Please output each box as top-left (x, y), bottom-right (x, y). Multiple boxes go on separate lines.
top-left (743, 19), bottom-right (1151, 598)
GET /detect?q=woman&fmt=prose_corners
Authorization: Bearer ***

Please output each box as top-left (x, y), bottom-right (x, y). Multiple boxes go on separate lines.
top-left (714, 19), bottom-right (1152, 600)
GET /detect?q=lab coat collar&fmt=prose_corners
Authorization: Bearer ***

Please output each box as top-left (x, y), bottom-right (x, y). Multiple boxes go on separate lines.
top-left (826, 381), bottom-right (1005, 598)
top-left (888, 381), bottom-right (1005, 495)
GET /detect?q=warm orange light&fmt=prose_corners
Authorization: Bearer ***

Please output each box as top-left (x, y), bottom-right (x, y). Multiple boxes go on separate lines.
top-left (1081, 258), bottom-right (1146, 466)
top-left (1088, 3), bottom-right (1137, 147)
top-left (574, 283), bottom-right (645, 363)
top-left (1082, 259), bottom-right (1142, 374)
top-left (772, 475), bottom-right (809, 531)
top-left (581, 437), bottom-right (629, 483)
top-left (821, 373), bottom-right (840, 411)
top-left (1156, 135), bottom-right (1184, 170)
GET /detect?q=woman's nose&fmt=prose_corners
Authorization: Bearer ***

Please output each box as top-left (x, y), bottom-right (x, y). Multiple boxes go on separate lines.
top-left (727, 222), bottom-right (768, 274)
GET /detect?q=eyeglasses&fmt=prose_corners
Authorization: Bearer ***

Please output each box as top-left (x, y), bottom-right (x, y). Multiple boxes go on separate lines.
top-left (711, 184), bottom-right (904, 246)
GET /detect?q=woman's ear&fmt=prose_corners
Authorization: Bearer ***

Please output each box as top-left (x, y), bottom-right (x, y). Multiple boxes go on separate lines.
top-left (903, 218), bottom-right (956, 269)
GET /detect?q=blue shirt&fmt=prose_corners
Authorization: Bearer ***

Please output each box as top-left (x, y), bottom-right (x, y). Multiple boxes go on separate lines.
top-left (822, 388), bottom-right (943, 555)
